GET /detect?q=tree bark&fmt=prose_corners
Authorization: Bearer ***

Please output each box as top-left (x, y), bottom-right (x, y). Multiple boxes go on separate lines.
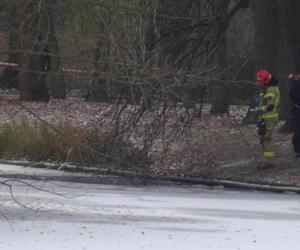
top-left (211, 0), bottom-right (250, 114)
top-left (47, 0), bottom-right (66, 99)
top-left (254, 0), bottom-right (280, 73)
top-left (279, 1), bottom-right (300, 73)
top-left (18, 0), bottom-right (66, 101)
top-left (1, 0), bottom-right (20, 89)
top-left (278, 1), bottom-right (300, 129)
top-left (18, 1), bottom-right (50, 102)
top-left (210, 31), bottom-right (229, 114)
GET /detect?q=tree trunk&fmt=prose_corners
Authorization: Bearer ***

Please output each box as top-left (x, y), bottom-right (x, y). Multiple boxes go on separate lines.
top-left (211, 0), bottom-right (250, 114)
top-left (86, 38), bottom-right (111, 102)
top-left (18, 0), bottom-right (66, 101)
top-left (278, 1), bottom-right (300, 130)
top-left (1, 0), bottom-right (19, 89)
top-left (280, 1), bottom-right (300, 72)
top-left (18, 1), bottom-right (50, 102)
top-left (211, 31), bottom-right (229, 114)
top-left (254, 0), bottom-right (280, 73)
top-left (47, 0), bottom-right (66, 99)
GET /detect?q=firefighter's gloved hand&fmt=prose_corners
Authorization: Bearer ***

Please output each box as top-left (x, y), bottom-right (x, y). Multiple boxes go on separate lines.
top-left (250, 108), bottom-right (263, 116)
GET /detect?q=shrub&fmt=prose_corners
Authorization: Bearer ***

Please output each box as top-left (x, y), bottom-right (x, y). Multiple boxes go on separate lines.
top-left (0, 120), bottom-right (149, 170)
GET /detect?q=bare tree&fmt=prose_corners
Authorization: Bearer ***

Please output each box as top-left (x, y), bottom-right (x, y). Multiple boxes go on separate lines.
top-left (0, 0), bottom-right (20, 88)
top-left (1, 0), bottom-right (66, 101)
top-left (46, 0), bottom-right (66, 99)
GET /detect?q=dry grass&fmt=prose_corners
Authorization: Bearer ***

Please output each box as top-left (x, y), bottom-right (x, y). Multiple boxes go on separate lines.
top-left (0, 120), bottom-right (145, 168)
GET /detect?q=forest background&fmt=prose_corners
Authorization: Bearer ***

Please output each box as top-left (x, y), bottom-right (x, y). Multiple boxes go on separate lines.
top-left (0, 0), bottom-right (299, 185)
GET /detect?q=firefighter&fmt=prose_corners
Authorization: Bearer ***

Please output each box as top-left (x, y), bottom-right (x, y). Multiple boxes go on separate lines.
top-left (289, 74), bottom-right (300, 157)
top-left (255, 70), bottom-right (281, 168)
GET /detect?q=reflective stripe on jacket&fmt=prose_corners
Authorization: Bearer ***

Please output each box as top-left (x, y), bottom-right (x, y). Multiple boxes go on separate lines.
top-left (258, 86), bottom-right (281, 121)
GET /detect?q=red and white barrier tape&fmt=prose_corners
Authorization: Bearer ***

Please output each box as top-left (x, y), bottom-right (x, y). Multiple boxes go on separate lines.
top-left (0, 61), bottom-right (88, 74)
top-left (62, 68), bottom-right (87, 73)
top-left (0, 62), bottom-right (19, 68)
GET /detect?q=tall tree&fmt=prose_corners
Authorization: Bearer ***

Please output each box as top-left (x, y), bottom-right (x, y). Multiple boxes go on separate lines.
top-left (2, 0), bottom-right (66, 101)
top-left (0, 0), bottom-right (20, 88)
top-left (254, 0), bottom-right (280, 73)
top-left (18, 0), bottom-right (50, 101)
top-left (278, 1), bottom-right (300, 125)
top-left (210, 0), bottom-right (231, 115)
top-left (46, 0), bottom-right (66, 99)
top-left (155, 0), bottom-right (249, 114)
top-left (81, 0), bottom-right (155, 102)
top-left (210, 0), bottom-right (250, 114)
top-left (280, 1), bottom-right (300, 73)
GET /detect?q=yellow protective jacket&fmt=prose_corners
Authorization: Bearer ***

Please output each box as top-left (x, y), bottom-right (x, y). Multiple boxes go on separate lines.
top-left (258, 86), bottom-right (281, 121)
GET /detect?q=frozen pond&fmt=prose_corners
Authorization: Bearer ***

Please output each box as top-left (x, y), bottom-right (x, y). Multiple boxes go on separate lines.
top-left (0, 177), bottom-right (300, 250)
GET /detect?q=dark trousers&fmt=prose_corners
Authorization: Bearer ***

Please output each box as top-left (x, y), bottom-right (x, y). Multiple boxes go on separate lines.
top-left (292, 115), bottom-right (300, 154)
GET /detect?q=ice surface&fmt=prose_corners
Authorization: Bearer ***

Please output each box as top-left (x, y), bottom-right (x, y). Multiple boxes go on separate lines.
top-left (0, 168), bottom-right (300, 249)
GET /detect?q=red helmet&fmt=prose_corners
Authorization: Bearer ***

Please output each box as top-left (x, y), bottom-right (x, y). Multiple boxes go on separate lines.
top-left (256, 70), bottom-right (272, 85)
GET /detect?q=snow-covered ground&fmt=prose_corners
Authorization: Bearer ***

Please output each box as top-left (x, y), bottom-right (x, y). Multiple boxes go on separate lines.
top-left (0, 173), bottom-right (300, 250)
